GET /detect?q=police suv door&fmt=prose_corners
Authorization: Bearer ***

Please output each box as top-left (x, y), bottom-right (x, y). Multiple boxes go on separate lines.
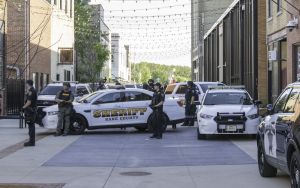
top-left (275, 88), bottom-right (300, 166)
top-left (263, 87), bottom-right (292, 163)
top-left (90, 92), bottom-right (123, 126)
top-left (122, 91), bottom-right (152, 124)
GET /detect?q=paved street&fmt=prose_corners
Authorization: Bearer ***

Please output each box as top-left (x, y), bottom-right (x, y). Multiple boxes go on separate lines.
top-left (0, 120), bottom-right (290, 188)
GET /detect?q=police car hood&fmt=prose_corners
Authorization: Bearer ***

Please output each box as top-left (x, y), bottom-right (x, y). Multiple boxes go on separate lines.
top-left (201, 105), bottom-right (257, 116)
top-left (38, 95), bottom-right (56, 101)
top-left (42, 102), bottom-right (83, 113)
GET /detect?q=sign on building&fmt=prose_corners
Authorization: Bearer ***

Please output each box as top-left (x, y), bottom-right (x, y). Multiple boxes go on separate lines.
top-left (268, 50), bottom-right (277, 61)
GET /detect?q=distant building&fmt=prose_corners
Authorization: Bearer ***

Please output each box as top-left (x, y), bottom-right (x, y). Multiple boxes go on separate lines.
top-left (111, 33), bottom-right (130, 82)
top-left (203, 0), bottom-right (268, 103)
top-left (87, 2), bottom-right (112, 80)
top-left (191, 0), bottom-right (232, 81)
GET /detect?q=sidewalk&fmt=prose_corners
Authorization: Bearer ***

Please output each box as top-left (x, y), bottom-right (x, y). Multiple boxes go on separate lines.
top-left (0, 119), bottom-right (51, 151)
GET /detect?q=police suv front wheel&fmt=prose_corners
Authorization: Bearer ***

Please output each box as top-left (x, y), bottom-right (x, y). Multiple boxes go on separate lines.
top-left (70, 114), bottom-right (87, 135)
top-left (257, 141), bottom-right (277, 177)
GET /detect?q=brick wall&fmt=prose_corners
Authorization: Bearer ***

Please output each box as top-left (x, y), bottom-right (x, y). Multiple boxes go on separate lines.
top-left (257, 0), bottom-right (268, 104)
top-left (287, 0), bottom-right (300, 84)
top-left (266, 0), bottom-right (288, 36)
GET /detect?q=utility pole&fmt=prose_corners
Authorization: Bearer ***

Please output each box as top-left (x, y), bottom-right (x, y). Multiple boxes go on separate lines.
top-left (24, 0), bottom-right (30, 80)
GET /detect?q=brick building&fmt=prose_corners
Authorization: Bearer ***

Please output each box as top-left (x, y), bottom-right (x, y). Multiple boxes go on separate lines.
top-left (203, 0), bottom-right (268, 103)
top-left (6, 0), bottom-right (52, 91)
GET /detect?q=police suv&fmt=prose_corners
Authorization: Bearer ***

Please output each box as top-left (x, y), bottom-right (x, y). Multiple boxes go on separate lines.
top-left (197, 86), bottom-right (261, 139)
top-left (42, 88), bottom-right (185, 134)
top-left (257, 82), bottom-right (300, 187)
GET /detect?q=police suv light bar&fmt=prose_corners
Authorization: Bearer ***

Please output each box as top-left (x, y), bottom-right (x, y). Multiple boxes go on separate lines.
top-left (208, 85), bottom-right (245, 90)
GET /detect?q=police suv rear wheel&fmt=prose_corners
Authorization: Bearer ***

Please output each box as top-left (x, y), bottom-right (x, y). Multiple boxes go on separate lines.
top-left (70, 114), bottom-right (86, 135)
top-left (290, 152), bottom-right (300, 188)
top-left (257, 141), bottom-right (277, 177)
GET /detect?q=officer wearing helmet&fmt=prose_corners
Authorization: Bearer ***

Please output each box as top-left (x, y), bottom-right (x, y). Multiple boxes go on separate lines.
top-left (55, 82), bottom-right (74, 136)
top-left (149, 82), bottom-right (165, 139)
top-left (182, 81), bottom-right (197, 126)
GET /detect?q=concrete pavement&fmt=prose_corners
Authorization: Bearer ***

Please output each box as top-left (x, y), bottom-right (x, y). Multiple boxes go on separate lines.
top-left (0, 121), bottom-right (290, 188)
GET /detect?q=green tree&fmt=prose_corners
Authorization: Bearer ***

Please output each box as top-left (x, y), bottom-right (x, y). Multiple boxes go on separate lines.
top-left (75, 0), bottom-right (110, 83)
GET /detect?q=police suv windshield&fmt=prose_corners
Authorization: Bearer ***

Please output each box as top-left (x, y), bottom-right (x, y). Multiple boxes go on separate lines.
top-left (78, 92), bottom-right (103, 103)
top-left (200, 83), bottom-right (224, 93)
top-left (40, 86), bottom-right (76, 95)
top-left (203, 92), bottom-right (253, 105)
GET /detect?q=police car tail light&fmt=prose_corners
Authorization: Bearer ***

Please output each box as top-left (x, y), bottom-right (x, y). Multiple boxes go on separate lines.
top-left (200, 113), bottom-right (213, 119)
top-left (247, 113), bottom-right (259, 119)
top-left (48, 111), bottom-right (59, 116)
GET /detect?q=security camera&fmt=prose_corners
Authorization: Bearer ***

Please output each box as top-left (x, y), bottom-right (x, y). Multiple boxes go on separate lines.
top-left (286, 18), bottom-right (298, 32)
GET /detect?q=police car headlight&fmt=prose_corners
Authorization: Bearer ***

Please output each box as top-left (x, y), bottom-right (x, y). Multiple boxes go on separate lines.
top-left (200, 113), bottom-right (213, 119)
top-left (48, 111), bottom-right (59, 116)
top-left (248, 113), bottom-right (259, 119)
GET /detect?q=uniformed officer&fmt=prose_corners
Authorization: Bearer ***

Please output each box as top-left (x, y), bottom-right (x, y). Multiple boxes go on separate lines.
top-left (22, 80), bottom-right (37, 147)
top-left (150, 82), bottom-right (165, 139)
top-left (182, 81), bottom-right (197, 127)
top-left (143, 79), bottom-right (155, 92)
top-left (55, 82), bottom-right (74, 136)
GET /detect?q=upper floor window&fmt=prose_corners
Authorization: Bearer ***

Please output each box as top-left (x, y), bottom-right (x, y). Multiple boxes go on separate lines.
top-left (59, 49), bottom-right (73, 64)
top-left (277, 0), bottom-right (282, 12)
top-left (70, 0), bottom-right (73, 18)
top-left (65, 0), bottom-right (68, 14)
top-left (268, 0), bottom-right (273, 18)
top-left (60, 0), bottom-right (62, 10)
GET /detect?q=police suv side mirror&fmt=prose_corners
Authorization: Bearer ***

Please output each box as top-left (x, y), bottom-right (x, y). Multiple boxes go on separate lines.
top-left (254, 100), bottom-right (262, 105)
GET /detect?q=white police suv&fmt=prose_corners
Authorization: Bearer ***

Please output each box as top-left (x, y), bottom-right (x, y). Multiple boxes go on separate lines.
top-left (197, 86), bottom-right (261, 139)
top-left (42, 88), bottom-right (185, 134)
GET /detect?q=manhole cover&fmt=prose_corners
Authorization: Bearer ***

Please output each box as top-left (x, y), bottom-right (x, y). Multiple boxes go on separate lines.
top-left (120, 171), bottom-right (152, 176)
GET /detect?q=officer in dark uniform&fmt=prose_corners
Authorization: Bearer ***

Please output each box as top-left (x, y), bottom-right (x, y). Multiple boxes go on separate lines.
top-left (55, 82), bottom-right (74, 136)
top-left (182, 81), bottom-right (197, 126)
top-left (143, 79), bottom-right (155, 92)
top-left (22, 80), bottom-right (37, 147)
top-left (150, 82), bottom-right (165, 139)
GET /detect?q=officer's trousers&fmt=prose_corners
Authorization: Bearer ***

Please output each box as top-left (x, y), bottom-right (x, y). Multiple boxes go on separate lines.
top-left (28, 123), bottom-right (35, 143)
top-left (184, 104), bottom-right (196, 126)
top-left (152, 109), bottom-right (163, 138)
top-left (57, 106), bottom-right (72, 134)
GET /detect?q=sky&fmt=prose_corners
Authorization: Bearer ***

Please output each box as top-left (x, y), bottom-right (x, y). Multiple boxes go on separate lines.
top-left (90, 0), bottom-right (191, 67)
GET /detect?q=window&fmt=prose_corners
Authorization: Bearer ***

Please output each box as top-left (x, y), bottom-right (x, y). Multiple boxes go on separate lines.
top-left (59, 49), bottom-right (73, 64)
top-left (56, 74), bottom-right (60, 81)
top-left (277, 0), bottom-right (282, 12)
top-left (64, 70), bottom-right (71, 81)
top-left (125, 91), bottom-right (152, 102)
top-left (273, 88), bottom-right (292, 113)
top-left (70, 0), bottom-right (73, 18)
top-left (165, 84), bottom-right (176, 94)
top-left (97, 92), bottom-right (123, 103)
top-left (268, 0), bottom-right (273, 18)
top-left (40, 86), bottom-right (75, 95)
top-left (54, 0), bottom-right (57, 5)
top-left (176, 85), bottom-right (188, 94)
top-left (284, 88), bottom-right (300, 113)
top-left (65, 0), bottom-right (68, 14)
top-left (60, 0), bottom-right (62, 9)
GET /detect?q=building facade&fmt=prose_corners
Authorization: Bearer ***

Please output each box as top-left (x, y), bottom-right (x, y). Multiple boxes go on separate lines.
top-left (191, 0), bottom-right (232, 81)
top-left (203, 0), bottom-right (268, 103)
top-left (49, 0), bottom-right (75, 82)
top-left (111, 33), bottom-right (130, 82)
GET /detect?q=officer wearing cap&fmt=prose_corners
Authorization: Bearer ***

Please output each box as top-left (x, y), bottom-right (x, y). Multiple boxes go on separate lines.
top-left (22, 80), bottom-right (37, 146)
top-left (150, 82), bottom-right (165, 139)
top-left (182, 81), bottom-right (197, 126)
top-left (55, 82), bottom-right (74, 136)
top-left (143, 79), bottom-right (155, 92)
